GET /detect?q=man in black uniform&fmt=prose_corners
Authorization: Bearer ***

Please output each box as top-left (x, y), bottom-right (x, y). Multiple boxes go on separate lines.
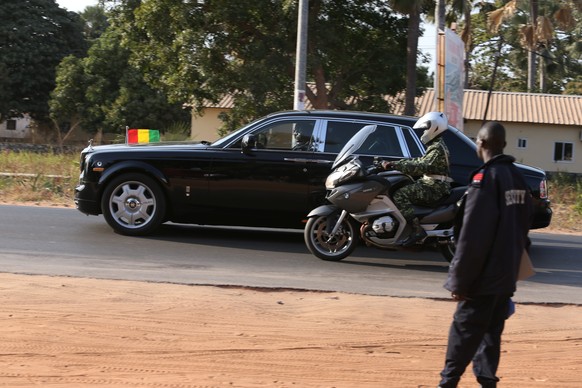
top-left (438, 121), bottom-right (533, 388)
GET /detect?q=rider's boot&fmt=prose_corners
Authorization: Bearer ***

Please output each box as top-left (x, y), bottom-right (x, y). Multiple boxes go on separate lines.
top-left (399, 217), bottom-right (427, 247)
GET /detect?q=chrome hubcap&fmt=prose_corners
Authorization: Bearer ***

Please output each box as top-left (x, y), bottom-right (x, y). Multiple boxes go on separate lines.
top-left (109, 182), bottom-right (156, 229)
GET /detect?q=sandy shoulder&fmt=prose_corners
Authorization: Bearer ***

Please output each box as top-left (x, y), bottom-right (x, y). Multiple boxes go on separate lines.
top-left (1, 273), bottom-right (581, 387)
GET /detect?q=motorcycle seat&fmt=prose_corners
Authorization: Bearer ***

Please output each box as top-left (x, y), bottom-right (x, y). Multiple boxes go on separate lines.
top-left (412, 186), bottom-right (467, 216)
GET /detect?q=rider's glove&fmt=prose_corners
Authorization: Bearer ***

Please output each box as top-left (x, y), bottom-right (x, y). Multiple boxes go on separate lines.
top-left (382, 161), bottom-right (395, 170)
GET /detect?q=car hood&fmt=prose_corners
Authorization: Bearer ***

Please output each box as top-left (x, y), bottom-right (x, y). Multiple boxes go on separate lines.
top-left (82, 141), bottom-right (210, 154)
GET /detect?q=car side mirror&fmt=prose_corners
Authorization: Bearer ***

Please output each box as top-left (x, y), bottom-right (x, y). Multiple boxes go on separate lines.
top-left (241, 134), bottom-right (257, 154)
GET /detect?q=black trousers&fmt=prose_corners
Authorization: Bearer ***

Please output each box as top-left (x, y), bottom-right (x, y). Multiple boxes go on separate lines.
top-left (439, 294), bottom-right (512, 388)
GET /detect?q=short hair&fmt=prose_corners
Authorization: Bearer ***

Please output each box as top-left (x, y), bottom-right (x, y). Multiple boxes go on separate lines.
top-left (479, 121), bottom-right (506, 150)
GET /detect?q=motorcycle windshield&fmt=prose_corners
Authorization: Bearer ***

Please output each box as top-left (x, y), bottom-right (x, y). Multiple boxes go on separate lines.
top-left (332, 124), bottom-right (378, 169)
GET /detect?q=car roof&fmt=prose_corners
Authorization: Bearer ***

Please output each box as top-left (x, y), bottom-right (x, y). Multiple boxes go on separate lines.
top-left (265, 110), bottom-right (420, 123)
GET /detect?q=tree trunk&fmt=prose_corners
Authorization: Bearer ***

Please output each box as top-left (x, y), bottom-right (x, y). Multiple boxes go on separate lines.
top-left (539, 49), bottom-right (547, 92)
top-left (305, 64), bottom-right (329, 109)
top-left (404, 9), bottom-right (420, 116)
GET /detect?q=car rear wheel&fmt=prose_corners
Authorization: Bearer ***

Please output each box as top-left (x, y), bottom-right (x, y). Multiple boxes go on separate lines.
top-left (101, 173), bottom-right (166, 236)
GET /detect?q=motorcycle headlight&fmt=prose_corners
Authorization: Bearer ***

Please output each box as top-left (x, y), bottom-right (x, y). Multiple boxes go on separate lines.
top-left (325, 159), bottom-right (363, 189)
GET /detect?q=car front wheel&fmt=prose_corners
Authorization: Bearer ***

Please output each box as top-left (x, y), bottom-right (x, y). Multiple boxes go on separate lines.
top-left (101, 173), bottom-right (166, 236)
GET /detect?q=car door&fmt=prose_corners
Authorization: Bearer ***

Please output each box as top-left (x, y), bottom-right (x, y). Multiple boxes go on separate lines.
top-left (318, 119), bottom-right (416, 159)
top-left (205, 118), bottom-right (333, 228)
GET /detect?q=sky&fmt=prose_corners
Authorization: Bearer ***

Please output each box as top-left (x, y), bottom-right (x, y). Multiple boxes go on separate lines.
top-left (419, 23), bottom-right (437, 75)
top-left (56, 0), bottom-right (99, 13)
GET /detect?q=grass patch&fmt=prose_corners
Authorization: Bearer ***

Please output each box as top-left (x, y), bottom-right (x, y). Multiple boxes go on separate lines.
top-left (0, 150), bottom-right (78, 206)
top-left (547, 172), bottom-right (582, 233)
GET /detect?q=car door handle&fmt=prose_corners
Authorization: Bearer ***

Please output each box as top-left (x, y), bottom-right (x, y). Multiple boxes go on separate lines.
top-left (284, 158), bottom-right (333, 164)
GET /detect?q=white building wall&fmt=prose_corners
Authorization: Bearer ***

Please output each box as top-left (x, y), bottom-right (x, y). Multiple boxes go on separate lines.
top-left (0, 116), bottom-right (32, 139)
top-left (464, 121), bottom-right (581, 174)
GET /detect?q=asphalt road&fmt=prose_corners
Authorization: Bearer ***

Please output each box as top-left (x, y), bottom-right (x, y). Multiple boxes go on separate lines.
top-left (0, 205), bottom-right (580, 304)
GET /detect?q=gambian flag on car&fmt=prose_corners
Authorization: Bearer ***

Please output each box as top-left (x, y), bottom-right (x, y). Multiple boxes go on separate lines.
top-left (126, 128), bottom-right (160, 144)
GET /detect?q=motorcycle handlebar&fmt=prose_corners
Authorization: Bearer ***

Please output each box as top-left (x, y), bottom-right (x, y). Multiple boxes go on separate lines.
top-left (366, 166), bottom-right (381, 175)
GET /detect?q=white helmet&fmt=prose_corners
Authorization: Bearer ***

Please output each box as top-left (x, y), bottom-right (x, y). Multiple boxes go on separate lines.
top-left (414, 112), bottom-right (448, 144)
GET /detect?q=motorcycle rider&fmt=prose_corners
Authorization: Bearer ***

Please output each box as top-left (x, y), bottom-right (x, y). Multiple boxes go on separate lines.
top-left (381, 112), bottom-right (452, 246)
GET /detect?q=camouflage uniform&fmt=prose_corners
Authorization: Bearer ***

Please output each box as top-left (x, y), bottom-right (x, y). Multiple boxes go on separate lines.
top-left (390, 136), bottom-right (451, 221)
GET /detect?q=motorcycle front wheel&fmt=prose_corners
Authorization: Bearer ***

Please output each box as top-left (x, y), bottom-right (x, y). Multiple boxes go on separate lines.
top-left (304, 214), bottom-right (360, 261)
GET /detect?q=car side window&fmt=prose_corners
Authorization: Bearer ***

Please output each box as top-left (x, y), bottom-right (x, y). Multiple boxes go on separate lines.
top-left (324, 122), bottom-right (361, 153)
top-left (243, 120), bottom-right (316, 151)
top-left (402, 127), bottom-right (424, 157)
top-left (358, 125), bottom-right (404, 157)
top-left (324, 121), bottom-right (403, 157)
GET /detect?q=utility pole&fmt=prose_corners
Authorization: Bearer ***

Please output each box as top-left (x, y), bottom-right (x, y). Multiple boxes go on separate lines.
top-left (294, 0), bottom-right (308, 110)
top-left (435, 0), bottom-right (445, 112)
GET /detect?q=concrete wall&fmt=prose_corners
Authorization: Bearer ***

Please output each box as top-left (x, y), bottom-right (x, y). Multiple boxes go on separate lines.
top-left (464, 120), bottom-right (582, 174)
top-left (190, 107), bottom-right (225, 142)
top-left (0, 116), bottom-right (31, 139)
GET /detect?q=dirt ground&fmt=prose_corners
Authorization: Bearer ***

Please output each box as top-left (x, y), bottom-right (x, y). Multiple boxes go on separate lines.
top-left (1, 272), bottom-right (581, 388)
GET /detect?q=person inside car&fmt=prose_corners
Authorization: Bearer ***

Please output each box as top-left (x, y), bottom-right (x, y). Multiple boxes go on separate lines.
top-left (382, 111), bottom-right (452, 246)
top-left (292, 122), bottom-right (314, 151)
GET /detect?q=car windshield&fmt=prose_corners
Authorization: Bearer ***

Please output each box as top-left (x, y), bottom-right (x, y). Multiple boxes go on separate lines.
top-left (210, 118), bottom-right (261, 147)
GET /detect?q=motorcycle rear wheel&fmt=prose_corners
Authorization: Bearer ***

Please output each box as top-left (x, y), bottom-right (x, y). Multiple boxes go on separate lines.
top-left (304, 215), bottom-right (360, 261)
top-left (438, 237), bottom-right (456, 262)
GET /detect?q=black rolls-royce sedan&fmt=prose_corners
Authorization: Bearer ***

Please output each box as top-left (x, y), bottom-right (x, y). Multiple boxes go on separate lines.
top-left (75, 110), bottom-right (552, 236)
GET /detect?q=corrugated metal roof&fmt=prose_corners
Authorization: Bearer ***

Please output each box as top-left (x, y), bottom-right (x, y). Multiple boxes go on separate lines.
top-left (414, 89), bottom-right (582, 126)
top-left (206, 88), bottom-right (582, 126)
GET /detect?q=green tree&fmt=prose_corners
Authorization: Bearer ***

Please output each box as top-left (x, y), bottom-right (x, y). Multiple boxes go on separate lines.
top-left (486, 0), bottom-right (582, 93)
top-left (50, 27), bottom-right (190, 139)
top-left (464, 0), bottom-right (582, 93)
top-left (49, 55), bottom-right (88, 143)
top-left (389, 0), bottom-right (433, 116)
top-left (80, 5), bottom-right (110, 42)
top-left (116, 0), bottom-right (414, 133)
top-left (0, 0), bottom-right (86, 121)
top-left (565, 76), bottom-right (582, 94)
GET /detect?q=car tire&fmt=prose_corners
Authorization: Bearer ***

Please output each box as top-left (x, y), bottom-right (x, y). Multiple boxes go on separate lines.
top-left (101, 173), bottom-right (166, 236)
top-left (304, 214), bottom-right (359, 261)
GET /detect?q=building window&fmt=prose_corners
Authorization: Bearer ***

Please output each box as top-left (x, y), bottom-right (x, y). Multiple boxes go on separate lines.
top-left (6, 119), bottom-right (16, 130)
top-left (517, 138), bottom-right (527, 149)
top-left (553, 142), bottom-right (573, 162)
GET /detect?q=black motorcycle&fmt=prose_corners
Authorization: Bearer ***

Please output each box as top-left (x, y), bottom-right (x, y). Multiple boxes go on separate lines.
top-left (304, 125), bottom-right (466, 262)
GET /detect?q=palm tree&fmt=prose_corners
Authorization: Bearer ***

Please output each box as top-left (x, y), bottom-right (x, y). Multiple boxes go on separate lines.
top-left (487, 0), bottom-right (577, 92)
top-left (445, 0), bottom-right (474, 88)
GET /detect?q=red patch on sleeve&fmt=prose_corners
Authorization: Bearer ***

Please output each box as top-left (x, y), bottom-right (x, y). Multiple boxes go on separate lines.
top-left (472, 172), bottom-right (484, 185)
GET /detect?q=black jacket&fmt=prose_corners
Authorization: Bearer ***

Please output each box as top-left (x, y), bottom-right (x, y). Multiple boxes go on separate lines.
top-left (444, 154), bottom-right (533, 296)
